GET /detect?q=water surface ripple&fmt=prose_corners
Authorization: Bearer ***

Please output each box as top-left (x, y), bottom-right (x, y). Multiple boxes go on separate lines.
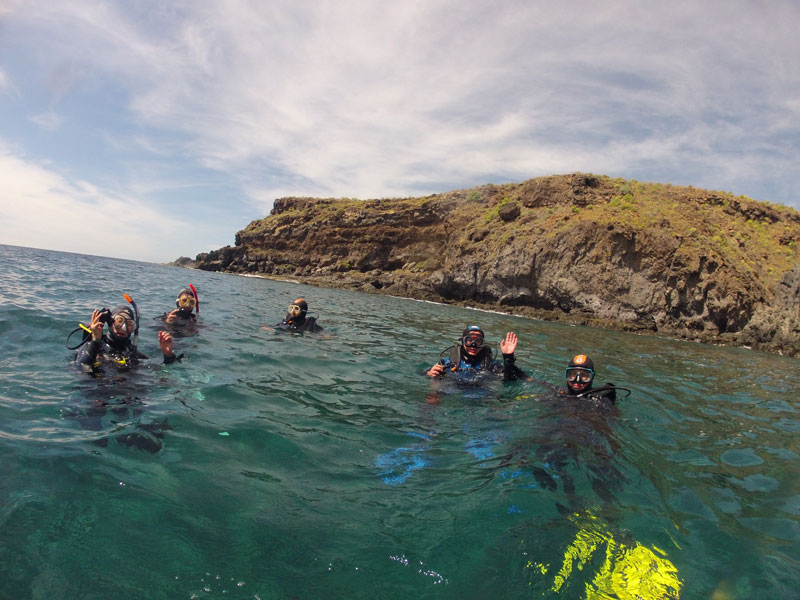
top-left (0, 244), bottom-right (798, 599)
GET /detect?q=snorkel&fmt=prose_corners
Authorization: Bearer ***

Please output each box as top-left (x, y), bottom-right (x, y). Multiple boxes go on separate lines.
top-left (189, 284), bottom-right (199, 314)
top-left (123, 293), bottom-right (140, 353)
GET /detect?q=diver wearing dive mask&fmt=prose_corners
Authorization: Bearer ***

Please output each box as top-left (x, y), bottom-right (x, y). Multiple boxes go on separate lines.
top-left (275, 298), bottom-right (324, 333)
top-left (562, 354), bottom-right (617, 403)
top-left (161, 286), bottom-right (199, 325)
top-left (75, 301), bottom-right (179, 374)
top-left (426, 325), bottom-right (526, 382)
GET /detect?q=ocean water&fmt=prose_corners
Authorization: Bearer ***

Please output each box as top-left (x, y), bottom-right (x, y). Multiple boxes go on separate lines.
top-left (0, 243), bottom-right (798, 599)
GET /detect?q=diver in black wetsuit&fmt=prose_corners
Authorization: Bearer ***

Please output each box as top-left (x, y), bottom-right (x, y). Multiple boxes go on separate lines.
top-left (70, 302), bottom-right (181, 451)
top-left (275, 298), bottom-right (324, 333)
top-left (76, 306), bottom-right (179, 373)
top-left (426, 325), bottom-right (525, 382)
top-left (501, 354), bottom-right (624, 508)
top-left (157, 286), bottom-right (199, 325)
top-left (561, 354), bottom-right (617, 404)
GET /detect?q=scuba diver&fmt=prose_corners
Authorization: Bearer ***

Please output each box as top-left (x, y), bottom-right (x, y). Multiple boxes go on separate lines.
top-left (426, 325), bottom-right (525, 382)
top-left (377, 325), bottom-right (524, 485)
top-left (499, 357), bottom-right (679, 598)
top-left (73, 303), bottom-right (180, 374)
top-left (500, 353), bottom-right (630, 508)
top-left (158, 285), bottom-right (199, 325)
top-left (561, 354), bottom-right (619, 404)
top-left (66, 295), bottom-right (182, 452)
top-left (275, 298), bottom-right (324, 333)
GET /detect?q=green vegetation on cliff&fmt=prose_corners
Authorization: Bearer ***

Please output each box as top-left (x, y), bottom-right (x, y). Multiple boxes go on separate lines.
top-left (185, 174), bottom-right (800, 356)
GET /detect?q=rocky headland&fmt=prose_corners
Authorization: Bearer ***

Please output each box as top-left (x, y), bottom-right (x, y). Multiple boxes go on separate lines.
top-left (178, 174), bottom-right (800, 356)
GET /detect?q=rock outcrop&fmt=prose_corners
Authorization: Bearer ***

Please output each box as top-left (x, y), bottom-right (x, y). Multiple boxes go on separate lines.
top-left (169, 256), bottom-right (195, 267)
top-left (183, 174), bottom-right (800, 356)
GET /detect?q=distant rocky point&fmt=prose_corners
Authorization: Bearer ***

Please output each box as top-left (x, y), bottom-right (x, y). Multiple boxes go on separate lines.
top-left (175, 173), bottom-right (800, 356)
top-left (169, 256), bottom-right (195, 267)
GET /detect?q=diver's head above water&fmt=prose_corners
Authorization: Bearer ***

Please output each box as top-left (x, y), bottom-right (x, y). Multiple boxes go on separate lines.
top-left (460, 325), bottom-right (485, 358)
top-left (108, 306), bottom-right (136, 341)
top-left (566, 354), bottom-right (595, 395)
top-left (175, 288), bottom-right (197, 316)
top-left (285, 298), bottom-right (308, 324)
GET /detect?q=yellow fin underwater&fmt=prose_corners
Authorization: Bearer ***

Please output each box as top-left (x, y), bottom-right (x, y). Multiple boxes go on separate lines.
top-left (529, 511), bottom-right (682, 599)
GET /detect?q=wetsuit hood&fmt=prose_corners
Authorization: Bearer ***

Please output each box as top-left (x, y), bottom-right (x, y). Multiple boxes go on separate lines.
top-left (112, 306), bottom-right (135, 320)
top-left (566, 354), bottom-right (595, 394)
top-left (108, 306), bottom-right (135, 343)
top-left (568, 354), bottom-right (595, 371)
top-left (459, 325), bottom-right (486, 360)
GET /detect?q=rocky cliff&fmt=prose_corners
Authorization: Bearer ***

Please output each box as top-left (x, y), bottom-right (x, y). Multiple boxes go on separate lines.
top-left (184, 174), bottom-right (800, 356)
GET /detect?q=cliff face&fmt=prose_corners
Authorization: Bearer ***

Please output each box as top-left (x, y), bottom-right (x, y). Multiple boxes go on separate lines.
top-left (188, 174), bottom-right (800, 356)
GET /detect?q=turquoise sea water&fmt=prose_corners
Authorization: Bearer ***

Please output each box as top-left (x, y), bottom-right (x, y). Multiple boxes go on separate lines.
top-left (0, 243), bottom-right (798, 599)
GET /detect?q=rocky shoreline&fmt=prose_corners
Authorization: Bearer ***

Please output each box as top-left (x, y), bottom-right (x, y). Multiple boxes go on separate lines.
top-left (176, 174), bottom-right (800, 357)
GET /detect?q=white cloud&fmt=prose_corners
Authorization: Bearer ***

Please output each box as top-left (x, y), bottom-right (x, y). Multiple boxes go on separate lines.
top-left (0, 143), bottom-right (185, 262)
top-left (29, 110), bottom-right (62, 131)
top-left (0, 66), bottom-right (21, 98)
top-left (119, 1), bottom-right (797, 203)
top-left (1, 0), bottom-right (799, 267)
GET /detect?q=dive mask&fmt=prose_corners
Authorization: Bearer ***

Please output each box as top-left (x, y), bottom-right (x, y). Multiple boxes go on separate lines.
top-left (566, 368), bottom-right (594, 383)
top-left (463, 335), bottom-right (484, 349)
top-left (177, 295), bottom-right (197, 308)
top-left (112, 314), bottom-right (135, 334)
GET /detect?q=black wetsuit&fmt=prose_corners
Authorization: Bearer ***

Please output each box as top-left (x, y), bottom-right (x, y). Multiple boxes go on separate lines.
top-left (562, 384), bottom-right (617, 404)
top-left (275, 315), bottom-right (323, 333)
top-left (436, 346), bottom-right (526, 382)
top-left (156, 309), bottom-right (197, 323)
top-left (502, 389), bottom-right (623, 510)
top-left (72, 334), bottom-right (178, 451)
top-left (76, 334), bottom-right (178, 374)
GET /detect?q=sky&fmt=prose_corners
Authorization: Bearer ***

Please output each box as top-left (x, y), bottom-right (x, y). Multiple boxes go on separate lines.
top-left (1, 1), bottom-right (798, 263)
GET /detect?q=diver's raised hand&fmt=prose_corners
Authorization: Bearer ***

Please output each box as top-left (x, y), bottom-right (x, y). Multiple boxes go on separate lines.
top-left (426, 363), bottom-right (445, 377)
top-left (89, 309), bottom-right (105, 341)
top-left (158, 331), bottom-right (174, 357)
top-left (165, 309), bottom-right (181, 324)
top-left (500, 332), bottom-right (518, 355)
